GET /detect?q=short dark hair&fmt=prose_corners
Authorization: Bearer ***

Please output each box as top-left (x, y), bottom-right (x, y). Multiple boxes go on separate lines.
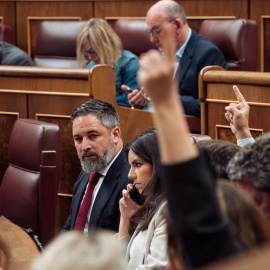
top-left (165, 1), bottom-right (187, 24)
top-left (197, 139), bottom-right (240, 179)
top-left (227, 133), bottom-right (270, 193)
top-left (71, 100), bottom-right (120, 129)
top-left (126, 127), bottom-right (165, 233)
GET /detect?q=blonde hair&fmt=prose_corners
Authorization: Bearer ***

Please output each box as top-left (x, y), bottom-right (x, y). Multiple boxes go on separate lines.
top-left (31, 230), bottom-right (126, 270)
top-left (77, 18), bottom-right (122, 67)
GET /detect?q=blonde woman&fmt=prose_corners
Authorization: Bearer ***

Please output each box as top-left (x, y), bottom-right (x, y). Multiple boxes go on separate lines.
top-left (77, 18), bottom-right (140, 107)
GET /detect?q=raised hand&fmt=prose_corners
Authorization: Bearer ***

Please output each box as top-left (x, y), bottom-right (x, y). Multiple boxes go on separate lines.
top-left (225, 85), bottom-right (252, 140)
top-left (137, 23), bottom-right (177, 106)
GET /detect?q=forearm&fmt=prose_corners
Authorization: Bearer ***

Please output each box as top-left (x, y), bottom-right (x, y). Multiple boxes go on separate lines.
top-left (235, 127), bottom-right (252, 140)
top-left (118, 216), bottom-right (130, 239)
top-left (151, 85), bottom-right (198, 164)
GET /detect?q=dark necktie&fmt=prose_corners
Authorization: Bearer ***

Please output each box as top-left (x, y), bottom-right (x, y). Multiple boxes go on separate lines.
top-left (74, 172), bottom-right (101, 231)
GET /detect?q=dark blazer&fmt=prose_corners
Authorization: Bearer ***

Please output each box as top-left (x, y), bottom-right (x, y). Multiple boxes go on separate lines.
top-left (178, 30), bottom-right (227, 117)
top-left (162, 150), bottom-right (241, 269)
top-left (61, 148), bottom-right (131, 233)
top-left (0, 42), bottom-right (34, 66)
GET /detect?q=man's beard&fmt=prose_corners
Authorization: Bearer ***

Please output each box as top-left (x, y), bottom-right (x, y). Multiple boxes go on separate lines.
top-left (79, 138), bottom-right (115, 173)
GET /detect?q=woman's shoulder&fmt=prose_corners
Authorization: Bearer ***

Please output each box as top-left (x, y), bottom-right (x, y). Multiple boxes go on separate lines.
top-left (153, 201), bottom-right (168, 222)
top-left (121, 50), bottom-right (138, 60)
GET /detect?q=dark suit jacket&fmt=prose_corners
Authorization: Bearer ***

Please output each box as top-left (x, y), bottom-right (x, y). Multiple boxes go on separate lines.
top-left (178, 30), bottom-right (227, 117)
top-left (0, 42), bottom-right (34, 66)
top-left (162, 150), bottom-right (241, 269)
top-left (61, 148), bottom-right (131, 233)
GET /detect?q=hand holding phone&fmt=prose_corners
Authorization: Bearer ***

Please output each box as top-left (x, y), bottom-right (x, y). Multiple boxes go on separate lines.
top-left (128, 184), bottom-right (143, 205)
top-left (122, 85), bottom-right (134, 93)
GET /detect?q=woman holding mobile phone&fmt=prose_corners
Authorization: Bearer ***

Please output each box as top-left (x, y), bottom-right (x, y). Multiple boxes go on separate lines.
top-left (117, 128), bottom-right (168, 270)
top-left (77, 18), bottom-right (140, 108)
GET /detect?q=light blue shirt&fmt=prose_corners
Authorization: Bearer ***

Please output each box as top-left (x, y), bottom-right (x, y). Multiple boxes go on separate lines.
top-left (176, 28), bottom-right (192, 60)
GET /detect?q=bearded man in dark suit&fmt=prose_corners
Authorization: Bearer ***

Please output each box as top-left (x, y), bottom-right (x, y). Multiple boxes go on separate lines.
top-left (61, 100), bottom-right (130, 234)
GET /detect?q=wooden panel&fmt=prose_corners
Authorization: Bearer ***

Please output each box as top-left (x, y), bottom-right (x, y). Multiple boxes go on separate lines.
top-left (261, 16), bottom-right (270, 72)
top-left (199, 66), bottom-right (270, 141)
top-left (0, 2), bottom-right (16, 42)
top-left (0, 92), bottom-right (27, 185)
top-left (216, 125), bottom-right (263, 142)
top-left (0, 113), bottom-right (19, 184)
top-left (250, 0), bottom-right (270, 71)
top-left (27, 16), bottom-right (82, 57)
top-left (95, 0), bottom-right (247, 18)
top-left (16, 1), bottom-right (93, 52)
top-left (178, 0), bottom-right (247, 18)
top-left (94, 1), bottom-right (156, 17)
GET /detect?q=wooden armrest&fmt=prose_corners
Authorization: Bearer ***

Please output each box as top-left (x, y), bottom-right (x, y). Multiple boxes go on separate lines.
top-left (0, 217), bottom-right (40, 270)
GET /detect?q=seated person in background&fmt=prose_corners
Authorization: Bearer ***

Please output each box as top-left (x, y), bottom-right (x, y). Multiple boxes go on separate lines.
top-left (227, 133), bottom-right (270, 224)
top-left (137, 23), bottom-right (241, 268)
top-left (117, 128), bottom-right (168, 269)
top-left (61, 100), bottom-right (130, 234)
top-left (197, 139), bottom-right (240, 179)
top-left (225, 85), bottom-right (255, 147)
top-left (31, 230), bottom-right (126, 270)
top-left (165, 180), bottom-right (270, 270)
top-left (77, 18), bottom-right (140, 107)
top-left (127, 0), bottom-right (227, 117)
top-left (0, 41), bottom-right (34, 66)
top-left (217, 179), bottom-right (270, 250)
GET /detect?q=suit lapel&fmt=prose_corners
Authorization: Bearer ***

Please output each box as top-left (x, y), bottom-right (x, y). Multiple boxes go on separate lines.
top-left (179, 30), bottom-right (197, 87)
top-left (89, 148), bottom-right (126, 228)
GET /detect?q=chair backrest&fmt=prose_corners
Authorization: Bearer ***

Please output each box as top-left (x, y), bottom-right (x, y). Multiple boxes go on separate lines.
top-left (34, 20), bottom-right (86, 67)
top-left (0, 23), bottom-right (14, 44)
top-left (33, 19), bottom-right (157, 67)
top-left (0, 119), bottom-right (61, 246)
top-left (111, 19), bottom-right (157, 56)
top-left (199, 19), bottom-right (258, 71)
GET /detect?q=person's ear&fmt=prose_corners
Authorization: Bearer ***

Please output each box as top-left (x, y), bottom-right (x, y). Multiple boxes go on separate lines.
top-left (173, 19), bottom-right (182, 31)
top-left (111, 127), bottom-right (121, 144)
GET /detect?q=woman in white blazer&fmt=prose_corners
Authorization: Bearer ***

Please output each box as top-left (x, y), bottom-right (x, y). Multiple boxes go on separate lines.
top-left (118, 128), bottom-right (168, 270)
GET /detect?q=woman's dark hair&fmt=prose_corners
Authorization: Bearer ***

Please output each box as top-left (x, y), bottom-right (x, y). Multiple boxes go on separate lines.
top-left (126, 127), bottom-right (165, 234)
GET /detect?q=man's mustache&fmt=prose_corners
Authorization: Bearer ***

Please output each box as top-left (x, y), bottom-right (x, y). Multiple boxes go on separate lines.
top-left (81, 150), bottom-right (98, 159)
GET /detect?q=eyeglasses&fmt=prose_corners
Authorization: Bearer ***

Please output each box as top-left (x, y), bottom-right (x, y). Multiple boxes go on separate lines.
top-left (83, 48), bottom-right (97, 60)
top-left (145, 19), bottom-right (174, 37)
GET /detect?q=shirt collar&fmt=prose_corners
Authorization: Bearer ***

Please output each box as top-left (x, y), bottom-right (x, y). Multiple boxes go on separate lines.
top-left (176, 28), bottom-right (191, 60)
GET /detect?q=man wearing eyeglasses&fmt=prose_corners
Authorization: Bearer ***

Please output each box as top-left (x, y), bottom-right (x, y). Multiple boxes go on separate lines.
top-left (127, 0), bottom-right (227, 117)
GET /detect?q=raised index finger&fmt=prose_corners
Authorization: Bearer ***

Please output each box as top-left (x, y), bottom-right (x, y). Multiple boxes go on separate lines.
top-left (233, 85), bottom-right (246, 103)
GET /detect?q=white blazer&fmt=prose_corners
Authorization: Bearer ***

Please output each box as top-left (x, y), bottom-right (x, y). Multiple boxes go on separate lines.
top-left (118, 201), bottom-right (168, 270)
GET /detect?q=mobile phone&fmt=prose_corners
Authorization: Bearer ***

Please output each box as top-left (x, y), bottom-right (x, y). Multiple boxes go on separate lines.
top-left (122, 86), bottom-right (134, 93)
top-left (128, 184), bottom-right (143, 205)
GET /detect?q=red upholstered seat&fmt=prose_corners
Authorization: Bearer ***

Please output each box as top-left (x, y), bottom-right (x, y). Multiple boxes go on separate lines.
top-left (112, 19), bottom-right (157, 57)
top-left (0, 23), bottom-right (14, 44)
top-left (0, 119), bottom-right (61, 246)
top-left (34, 21), bottom-right (86, 67)
top-left (199, 19), bottom-right (258, 71)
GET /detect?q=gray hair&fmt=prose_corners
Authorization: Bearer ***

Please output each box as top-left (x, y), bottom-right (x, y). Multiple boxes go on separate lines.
top-left (227, 133), bottom-right (270, 193)
top-left (71, 100), bottom-right (120, 130)
top-left (165, 1), bottom-right (187, 24)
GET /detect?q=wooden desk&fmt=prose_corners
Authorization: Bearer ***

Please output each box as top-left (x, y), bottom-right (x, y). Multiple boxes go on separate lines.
top-left (199, 66), bottom-right (270, 142)
top-left (0, 217), bottom-right (39, 270)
